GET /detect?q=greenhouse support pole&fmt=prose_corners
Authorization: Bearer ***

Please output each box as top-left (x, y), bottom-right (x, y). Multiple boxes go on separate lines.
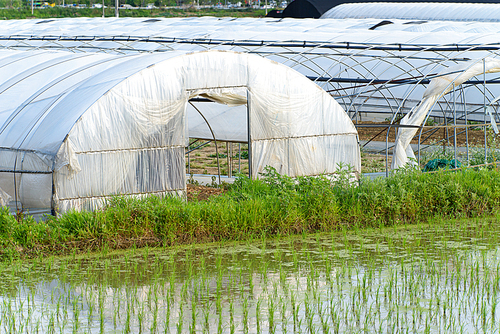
top-left (226, 142), bottom-right (231, 178)
top-left (31, 0), bottom-right (33, 15)
top-left (247, 91), bottom-right (252, 179)
top-left (453, 84), bottom-right (457, 168)
top-left (385, 125), bottom-right (390, 177)
top-left (115, 0), bottom-right (119, 17)
top-left (417, 127), bottom-right (421, 166)
top-left (102, 0), bottom-right (105, 17)
top-left (51, 172), bottom-right (56, 216)
top-left (484, 59), bottom-right (488, 164)
top-left (228, 142), bottom-right (232, 178)
top-left (13, 156), bottom-right (18, 214)
top-left (464, 86), bottom-right (469, 165)
top-left (385, 112), bottom-right (399, 177)
top-left (443, 105), bottom-right (449, 156)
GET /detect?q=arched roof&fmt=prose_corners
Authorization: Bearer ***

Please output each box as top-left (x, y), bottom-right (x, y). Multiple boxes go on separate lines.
top-left (321, 2), bottom-right (500, 22)
top-left (5, 17), bottom-right (500, 44)
top-left (0, 49), bottom-right (358, 154)
top-left (279, 0), bottom-right (500, 19)
top-left (2, 17), bottom-right (500, 123)
top-left (0, 50), bottom-right (176, 159)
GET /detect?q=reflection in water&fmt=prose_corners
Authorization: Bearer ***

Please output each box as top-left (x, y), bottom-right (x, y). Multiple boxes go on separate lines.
top-left (0, 219), bottom-right (499, 333)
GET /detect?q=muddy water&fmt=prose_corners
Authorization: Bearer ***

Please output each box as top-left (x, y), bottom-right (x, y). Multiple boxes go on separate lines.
top-left (1, 218), bottom-right (500, 333)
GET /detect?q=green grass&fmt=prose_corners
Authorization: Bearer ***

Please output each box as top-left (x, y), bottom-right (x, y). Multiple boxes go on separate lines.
top-left (1, 166), bottom-right (500, 261)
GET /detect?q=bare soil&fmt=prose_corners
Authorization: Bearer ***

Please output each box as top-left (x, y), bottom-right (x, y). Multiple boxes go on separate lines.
top-left (186, 142), bottom-right (249, 176)
top-left (187, 184), bottom-right (225, 201)
top-left (186, 121), bottom-right (496, 177)
top-left (356, 121), bottom-right (495, 147)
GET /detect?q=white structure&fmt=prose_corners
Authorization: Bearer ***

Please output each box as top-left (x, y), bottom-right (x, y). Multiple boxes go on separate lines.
top-left (2, 17), bottom-right (500, 171)
top-left (392, 58), bottom-right (500, 169)
top-left (0, 49), bottom-right (360, 215)
top-left (321, 2), bottom-right (500, 22)
top-left (3, 17), bottom-right (500, 120)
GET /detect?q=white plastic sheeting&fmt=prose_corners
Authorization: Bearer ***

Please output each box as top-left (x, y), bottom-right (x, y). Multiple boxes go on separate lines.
top-left (321, 3), bottom-right (500, 22)
top-left (3, 17), bottom-right (500, 123)
top-left (392, 58), bottom-right (500, 169)
top-left (187, 103), bottom-right (248, 142)
top-left (6, 17), bottom-right (500, 48)
top-left (6, 17), bottom-right (500, 173)
top-left (0, 49), bottom-right (360, 215)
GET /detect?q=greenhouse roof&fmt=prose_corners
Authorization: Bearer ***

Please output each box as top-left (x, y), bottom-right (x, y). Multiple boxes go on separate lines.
top-left (1, 17), bottom-right (499, 128)
top-left (2, 17), bottom-right (499, 121)
top-left (321, 2), bottom-right (500, 22)
top-left (3, 17), bottom-right (500, 49)
top-left (0, 50), bottom-right (167, 158)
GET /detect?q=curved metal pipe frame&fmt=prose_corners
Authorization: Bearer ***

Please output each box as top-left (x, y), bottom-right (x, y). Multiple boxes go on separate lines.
top-left (188, 101), bottom-right (222, 186)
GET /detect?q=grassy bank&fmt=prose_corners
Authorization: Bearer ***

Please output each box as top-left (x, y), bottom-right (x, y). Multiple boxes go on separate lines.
top-left (1, 166), bottom-right (500, 261)
top-left (0, 7), bottom-right (266, 20)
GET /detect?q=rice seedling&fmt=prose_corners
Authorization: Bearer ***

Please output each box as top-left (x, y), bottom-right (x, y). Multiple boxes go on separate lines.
top-left (0, 215), bottom-right (499, 332)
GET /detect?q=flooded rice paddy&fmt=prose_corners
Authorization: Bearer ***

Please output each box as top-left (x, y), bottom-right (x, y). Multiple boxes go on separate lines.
top-left (1, 218), bottom-right (500, 333)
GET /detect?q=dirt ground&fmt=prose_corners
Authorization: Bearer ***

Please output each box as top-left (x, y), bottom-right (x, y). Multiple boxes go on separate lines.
top-left (356, 121), bottom-right (496, 147)
top-left (186, 141), bottom-right (249, 176)
top-left (187, 184), bottom-right (225, 201)
top-left (185, 121), bottom-right (496, 177)
top-left (185, 137), bottom-right (394, 176)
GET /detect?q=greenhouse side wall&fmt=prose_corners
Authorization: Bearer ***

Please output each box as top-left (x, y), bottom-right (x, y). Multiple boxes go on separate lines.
top-left (54, 147), bottom-right (186, 213)
top-left (247, 61), bottom-right (360, 177)
top-left (52, 64), bottom-right (188, 214)
top-left (0, 149), bottom-right (53, 215)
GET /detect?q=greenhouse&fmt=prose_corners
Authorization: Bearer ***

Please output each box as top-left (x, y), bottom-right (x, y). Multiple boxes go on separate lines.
top-left (2, 17), bottom-right (500, 173)
top-left (1, 16), bottom-right (500, 193)
top-left (0, 49), bottom-right (360, 216)
top-left (321, 2), bottom-right (500, 22)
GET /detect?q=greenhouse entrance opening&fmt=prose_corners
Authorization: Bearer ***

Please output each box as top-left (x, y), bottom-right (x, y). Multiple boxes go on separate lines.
top-left (185, 87), bottom-right (251, 186)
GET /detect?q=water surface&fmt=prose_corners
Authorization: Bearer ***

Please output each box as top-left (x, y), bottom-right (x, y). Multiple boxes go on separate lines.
top-left (1, 218), bottom-right (499, 333)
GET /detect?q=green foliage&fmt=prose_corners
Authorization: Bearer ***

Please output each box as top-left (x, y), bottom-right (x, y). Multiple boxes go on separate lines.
top-left (2, 166), bottom-right (500, 260)
top-left (208, 153), bottom-right (227, 158)
top-left (425, 118), bottom-right (437, 126)
top-left (235, 150), bottom-right (249, 159)
top-left (421, 145), bottom-right (500, 168)
top-left (207, 150), bottom-right (249, 159)
top-left (422, 158), bottom-right (461, 172)
top-left (420, 146), bottom-right (457, 166)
